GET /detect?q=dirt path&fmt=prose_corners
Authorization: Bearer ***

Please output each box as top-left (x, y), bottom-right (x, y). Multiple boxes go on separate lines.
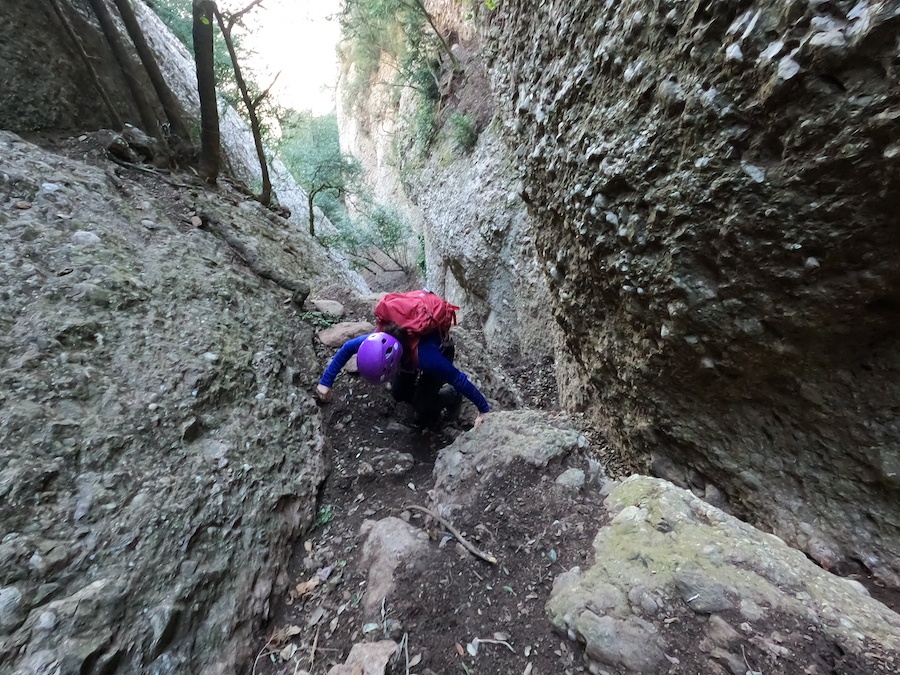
top-left (251, 343), bottom-right (622, 675)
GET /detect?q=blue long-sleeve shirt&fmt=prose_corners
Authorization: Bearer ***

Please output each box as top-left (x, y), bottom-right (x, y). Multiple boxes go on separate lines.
top-left (319, 332), bottom-right (491, 413)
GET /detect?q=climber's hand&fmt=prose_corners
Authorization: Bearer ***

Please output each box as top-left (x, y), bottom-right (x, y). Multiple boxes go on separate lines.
top-left (473, 412), bottom-right (491, 428)
top-left (315, 384), bottom-right (333, 403)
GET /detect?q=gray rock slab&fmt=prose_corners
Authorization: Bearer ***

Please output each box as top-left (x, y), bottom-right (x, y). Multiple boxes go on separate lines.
top-left (547, 476), bottom-right (900, 673)
top-left (317, 321), bottom-right (375, 348)
top-left (431, 410), bottom-right (588, 508)
top-left (358, 518), bottom-right (429, 619)
top-left (0, 131), bottom-right (347, 673)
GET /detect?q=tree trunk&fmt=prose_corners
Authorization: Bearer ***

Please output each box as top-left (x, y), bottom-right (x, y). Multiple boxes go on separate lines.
top-left (192, 0), bottom-right (220, 182)
top-left (307, 192), bottom-right (316, 237)
top-left (215, 7), bottom-right (271, 205)
top-left (111, 0), bottom-right (192, 144)
top-left (86, 0), bottom-right (159, 135)
top-left (48, 0), bottom-right (123, 130)
top-left (407, 0), bottom-right (458, 68)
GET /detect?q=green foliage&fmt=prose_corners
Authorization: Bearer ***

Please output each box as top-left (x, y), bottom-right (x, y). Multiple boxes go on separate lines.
top-left (412, 98), bottom-right (438, 157)
top-left (278, 111), bottom-right (362, 219)
top-left (448, 112), bottom-right (478, 153)
top-left (150, 0), bottom-right (284, 142)
top-left (323, 204), bottom-right (417, 276)
top-left (339, 0), bottom-right (443, 110)
top-left (313, 504), bottom-right (335, 529)
top-left (149, 0), bottom-right (242, 106)
top-left (370, 205), bottom-right (408, 253)
top-left (300, 311), bottom-right (338, 329)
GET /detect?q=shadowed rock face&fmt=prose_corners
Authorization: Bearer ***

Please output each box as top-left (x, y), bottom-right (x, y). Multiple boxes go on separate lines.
top-left (488, 0), bottom-right (900, 583)
top-left (0, 132), bottom-right (345, 673)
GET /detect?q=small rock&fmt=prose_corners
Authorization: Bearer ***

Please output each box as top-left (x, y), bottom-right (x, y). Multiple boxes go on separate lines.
top-left (326, 640), bottom-right (398, 675)
top-left (555, 468), bottom-right (586, 488)
top-left (317, 322), bottom-right (375, 348)
top-left (810, 30), bottom-right (845, 48)
top-left (35, 611), bottom-right (57, 632)
top-left (71, 230), bottom-right (101, 247)
top-left (371, 451), bottom-right (415, 475)
top-left (777, 55), bottom-right (801, 80)
top-left (725, 43), bottom-right (743, 62)
top-left (707, 615), bottom-right (740, 647)
top-left (0, 585), bottom-right (24, 634)
top-left (311, 299), bottom-right (345, 317)
top-left (759, 40), bottom-right (784, 62)
top-left (741, 163), bottom-right (765, 183)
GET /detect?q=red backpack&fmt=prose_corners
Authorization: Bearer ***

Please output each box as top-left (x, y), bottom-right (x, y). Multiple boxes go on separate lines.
top-left (374, 290), bottom-right (460, 358)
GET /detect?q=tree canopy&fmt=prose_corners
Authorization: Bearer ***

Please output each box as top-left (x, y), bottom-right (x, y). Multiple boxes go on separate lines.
top-left (278, 111), bottom-right (362, 236)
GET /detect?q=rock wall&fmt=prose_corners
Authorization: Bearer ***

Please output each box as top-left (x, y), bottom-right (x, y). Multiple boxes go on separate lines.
top-left (488, 0), bottom-right (900, 583)
top-left (0, 131), bottom-right (356, 672)
top-left (337, 2), bottom-right (564, 370)
top-left (0, 0), bottom-right (348, 242)
top-left (0, 0), bottom-right (146, 132)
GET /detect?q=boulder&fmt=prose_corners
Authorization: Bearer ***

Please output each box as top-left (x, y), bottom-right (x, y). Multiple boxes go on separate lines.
top-left (317, 322), bottom-right (375, 348)
top-left (548, 476), bottom-right (900, 674)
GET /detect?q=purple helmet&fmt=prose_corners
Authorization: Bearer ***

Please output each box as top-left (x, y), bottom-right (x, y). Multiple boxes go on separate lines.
top-left (356, 332), bottom-right (403, 383)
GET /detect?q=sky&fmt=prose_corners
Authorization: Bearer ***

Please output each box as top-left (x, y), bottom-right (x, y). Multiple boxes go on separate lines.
top-left (219, 0), bottom-right (342, 115)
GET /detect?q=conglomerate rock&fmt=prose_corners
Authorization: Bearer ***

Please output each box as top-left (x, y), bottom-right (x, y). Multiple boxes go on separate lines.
top-left (488, 0), bottom-right (900, 583)
top-left (548, 476), bottom-right (900, 674)
top-left (0, 131), bottom-right (353, 673)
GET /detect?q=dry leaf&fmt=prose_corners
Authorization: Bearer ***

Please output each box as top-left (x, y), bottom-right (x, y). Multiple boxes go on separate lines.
top-left (271, 624), bottom-right (302, 643)
top-left (455, 642), bottom-right (465, 656)
top-left (409, 654), bottom-right (422, 667)
top-left (307, 606), bottom-right (326, 626)
top-left (279, 643), bottom-right (296, 661)
top-left (295, 577), bottom-right (320, 597)
top-left (304, 540), bottom-right (313, 552)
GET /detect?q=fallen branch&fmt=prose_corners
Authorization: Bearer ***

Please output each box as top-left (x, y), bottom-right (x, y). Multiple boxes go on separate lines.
top-left (198, 210), bottom-right (310, 305)
top-left (107, 156), bottom-right (194, 189)
top-left (407, 505), bottom-right (497, 564)
top-left (307, 623), bottom-right (320, 673)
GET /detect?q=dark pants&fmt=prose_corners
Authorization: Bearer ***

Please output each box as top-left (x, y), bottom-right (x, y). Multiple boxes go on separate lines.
top-left (390, 340), bottom-right (462, 427)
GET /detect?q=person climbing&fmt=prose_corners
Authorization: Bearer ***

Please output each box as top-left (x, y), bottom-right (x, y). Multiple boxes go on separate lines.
top-left (315, 291), bottom-right (491, 428)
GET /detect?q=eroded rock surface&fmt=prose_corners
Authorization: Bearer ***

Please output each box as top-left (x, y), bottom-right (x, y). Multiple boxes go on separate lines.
top-left (0, 131), bottom-right (356, 673)
top-left (549, 476), bottom-right (900, 674)
top-left (489, 0), bottom-right (900, 582)
top-left (432, 410), bottom-right (588, 509)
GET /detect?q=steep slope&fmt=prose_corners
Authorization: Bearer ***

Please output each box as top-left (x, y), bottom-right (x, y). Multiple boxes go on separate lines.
top-left (0, 131), bottom-right (359, 673)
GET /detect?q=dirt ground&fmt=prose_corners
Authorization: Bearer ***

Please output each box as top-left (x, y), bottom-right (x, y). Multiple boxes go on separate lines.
top-left (249, 346), bottom-right (900, 675)
top-left (249, 347), bottom-right (617, 675)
